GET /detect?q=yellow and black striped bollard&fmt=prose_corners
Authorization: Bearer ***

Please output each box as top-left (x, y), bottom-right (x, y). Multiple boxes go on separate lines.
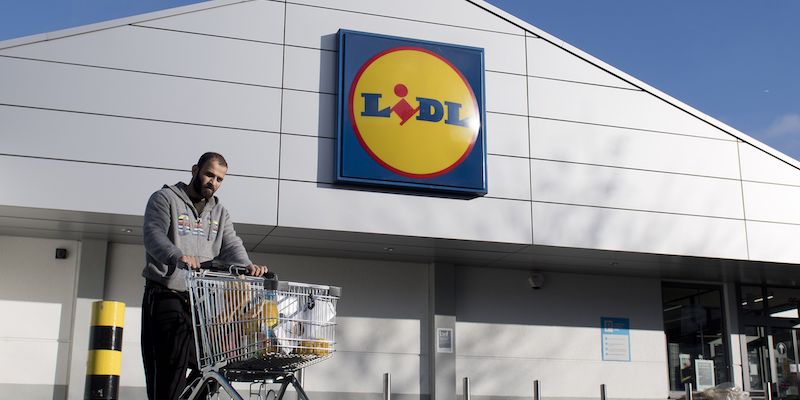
top-left (85, 301), bottom-right (125, 400)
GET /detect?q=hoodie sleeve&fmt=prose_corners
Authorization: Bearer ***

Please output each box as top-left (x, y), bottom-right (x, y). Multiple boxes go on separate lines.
top-left (143, 190), bottom-right (183, 266)
top-left (218, 207), bottom-right (252, 266)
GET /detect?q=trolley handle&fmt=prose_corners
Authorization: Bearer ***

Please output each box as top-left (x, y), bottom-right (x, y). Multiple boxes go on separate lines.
top-left (197, 260), bottom-right (279, 289)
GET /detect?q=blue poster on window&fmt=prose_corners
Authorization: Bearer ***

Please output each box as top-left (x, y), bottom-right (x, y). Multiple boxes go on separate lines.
top-left (601, 317), bottom-right (630, 362)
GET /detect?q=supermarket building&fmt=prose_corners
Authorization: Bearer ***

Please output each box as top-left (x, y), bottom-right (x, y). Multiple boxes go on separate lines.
top-left (2, 0), bottom-right (800, 399)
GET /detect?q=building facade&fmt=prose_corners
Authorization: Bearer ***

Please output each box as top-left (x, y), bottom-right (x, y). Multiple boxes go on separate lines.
top-left (1, 0), bottom-right (800, 399)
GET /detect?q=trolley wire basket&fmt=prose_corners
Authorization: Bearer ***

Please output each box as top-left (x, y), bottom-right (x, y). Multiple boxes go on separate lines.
top-left (184, 265), bottom-right (341, 400)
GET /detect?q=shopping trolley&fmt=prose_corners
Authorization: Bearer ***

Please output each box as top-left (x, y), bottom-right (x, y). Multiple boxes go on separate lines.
top-left (182, 262), bottom-right (341, 400)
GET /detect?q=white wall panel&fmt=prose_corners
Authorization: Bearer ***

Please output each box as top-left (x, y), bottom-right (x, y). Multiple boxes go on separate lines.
top-left (0, 341), bottom-right (67, 384)
top-left (0, 156), bottom-right (278, 226)
top-left (284, 3), bottom-right (527, 75)
top-left (134, 0), bottom-right (285, 43)
top-left (282, 46), bottom-right (337, 94)
top-left (530, 118), bottom-right (742, 179)
top-left (0, 301), bottom-right (63, 340)
top-left (457, 357), bottom-right (666, 398)
top-left (528, 77), bottom-right (735, 141)
top-left (747, 221), bottom-right (800, 264)
top-left (279, 134), bottom-right (334, 183)
top-left (488, 155), bottom-right (530, 200)
top-left (456, 268), bottom-right (664, 358)
top-left (455, 267), bottom-right (666, 398)
top-left (303, 352), bottom-right (424, 395)
top-left (486, 112), bottom-right (528, 158)
top-left (0, 57), bottom-right (282, 132)
top-left (1, 106), bottom-right (280, 179)
top-left (485, 71), bottom-right (528, 116)
top-left (532, 202), bottom-right (748, 259)
top-left (531, 160), bottom-right (744, 219)
top-left (278, 180), bottom-right (532, 244)
top-left (526, 37), bottom-right (637, 90)
top-left (743, 181), bottom-right (800, 224)
top-left (281, 90), bottom-right (336, 138)
top-left (459, 322), bottom-right (668, 364)
top-left (119, 338), bottom-right (146, 390)
top-left (0, 237), bottom-right (78, 388)
top-left (0, 26), bottom-right (283, 87)
top-left (335, 317), bottom-right (420, 354)
top-left (291, 0), bottom-right (523, 35)
top-left (739, 142), bottom-right (800, 186)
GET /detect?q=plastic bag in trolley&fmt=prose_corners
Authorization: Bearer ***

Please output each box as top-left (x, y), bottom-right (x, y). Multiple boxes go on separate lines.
top-left (273, 287), bottom-right (336, 356)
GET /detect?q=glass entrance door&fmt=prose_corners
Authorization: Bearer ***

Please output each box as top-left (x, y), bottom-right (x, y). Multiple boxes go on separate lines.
top-left (744, 326), bottom-right (800, 400)
top-left (771, 328), bottom-right (800, 400)
top-left (740, 285), bottom-right (800, 398)
top-left (746, 326), bottom-right (770, 392)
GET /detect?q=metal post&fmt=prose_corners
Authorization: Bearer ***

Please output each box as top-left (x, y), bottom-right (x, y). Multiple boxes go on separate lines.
top-left (765, 382), bottom-right (773, 400)
top-left (383, 373), bottom-right (391, 400)
top-left (685, 383), bottom-right (693, 400)
top-left (463, 377), bottom-right (471, 400)
top-left (600, 384), bottom-right (606, 400)
top-left (533, 380), bottom-right (540, 400)
top-left (295, 369), bottom-right (304, 400)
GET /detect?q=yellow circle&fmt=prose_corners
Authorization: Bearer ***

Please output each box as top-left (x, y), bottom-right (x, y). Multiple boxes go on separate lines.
top-left (352, 48), bottom-right (480, 177)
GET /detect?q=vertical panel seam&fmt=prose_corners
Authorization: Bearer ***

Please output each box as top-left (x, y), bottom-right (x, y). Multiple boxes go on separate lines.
top-left (525, 34), bottom-right (535, 246)
top-left (275, 0), bottom-right (288, 233)
top-left (63, 241), bottom-right (82, 398)
top-left (736, 141), bottom-right (751, 260)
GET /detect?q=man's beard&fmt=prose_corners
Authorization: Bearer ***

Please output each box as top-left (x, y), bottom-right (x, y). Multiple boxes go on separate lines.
top-left (192, 179), bottom-right (214, 200)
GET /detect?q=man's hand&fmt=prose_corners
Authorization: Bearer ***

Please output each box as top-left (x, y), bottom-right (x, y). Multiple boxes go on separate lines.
top-left (246, 264), bottom-right (268, 277)
top-left (179, 255), bottom-right (200, 270)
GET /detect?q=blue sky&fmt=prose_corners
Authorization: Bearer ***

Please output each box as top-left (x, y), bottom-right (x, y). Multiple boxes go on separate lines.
top-left (2, 0), bottom-right (798, 160)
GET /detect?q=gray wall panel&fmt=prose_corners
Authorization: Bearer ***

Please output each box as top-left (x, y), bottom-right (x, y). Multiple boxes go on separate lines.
top-left (739, 142), bottom-right (800, 186)
top-left (532, 202), bottom-right (748, 260)
top-left (526, 37), bottom-right (637, 89)
top-left (528, 77), bottom-right (735, 141)
top-left (284, 3), bottom-right (527, 75)
top-left (134, 0), bottom-right (286, 43)
top-left (531, 159), bottom-right (744, 219)
top-left (277, 180), bottom-right (533, 244)
top-left (0, 156), bottom-right (278, 226)
top-left (0, 57), bottom-right (282, 132)
top-left (290, 0), bottom-right (523, 35)
top-left (1, 105), bottom-right (280, 179)
top-left (0, 25), bottom-right (283, 87)
top-left (746, 220), bottom-right (800, 264)
top-left (530, 118), bottom-right (741, 179)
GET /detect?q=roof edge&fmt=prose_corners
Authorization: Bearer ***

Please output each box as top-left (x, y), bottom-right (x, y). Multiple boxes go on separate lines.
top-left (0, 0), bottom-right (259, 50)
top-left (467, 0), bottom-right (800, 171)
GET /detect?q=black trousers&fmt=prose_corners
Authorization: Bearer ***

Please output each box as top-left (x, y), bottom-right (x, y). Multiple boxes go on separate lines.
top-left (141, 282), bottom-right (206, 400)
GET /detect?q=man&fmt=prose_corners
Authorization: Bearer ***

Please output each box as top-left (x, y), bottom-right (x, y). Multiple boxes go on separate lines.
top-left (141, 152), bottom-right (268, 399)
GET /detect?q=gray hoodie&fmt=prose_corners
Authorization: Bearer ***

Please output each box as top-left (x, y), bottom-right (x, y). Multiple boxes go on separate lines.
top-left (142, 182), bottom-right (251, 291)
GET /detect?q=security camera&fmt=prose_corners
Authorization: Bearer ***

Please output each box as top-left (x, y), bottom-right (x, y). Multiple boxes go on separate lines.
top-left (528, 272), bottom-right (544, 290)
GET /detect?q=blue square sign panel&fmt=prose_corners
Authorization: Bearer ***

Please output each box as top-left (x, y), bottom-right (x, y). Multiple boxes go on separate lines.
top-left (336, 30), bottom-right (487, 195)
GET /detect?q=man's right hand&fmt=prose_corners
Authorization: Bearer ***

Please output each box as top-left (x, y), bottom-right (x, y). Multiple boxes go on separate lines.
top-left (179, 255), bottom-right (200, 270)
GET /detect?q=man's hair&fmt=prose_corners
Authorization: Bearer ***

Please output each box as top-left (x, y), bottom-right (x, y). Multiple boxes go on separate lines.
top-left (196, 152), bottom-right (228, 170)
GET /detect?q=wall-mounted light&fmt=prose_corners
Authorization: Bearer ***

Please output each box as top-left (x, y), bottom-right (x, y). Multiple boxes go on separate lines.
top-left (55, 248), bottom-right (68, 259)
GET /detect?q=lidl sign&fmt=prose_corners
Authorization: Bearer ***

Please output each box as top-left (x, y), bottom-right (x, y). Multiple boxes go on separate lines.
top-left (336, 30), bottom-right (487, 195)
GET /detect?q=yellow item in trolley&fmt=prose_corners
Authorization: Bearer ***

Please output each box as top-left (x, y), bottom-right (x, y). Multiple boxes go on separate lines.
top-left (263, 300), bottom-right (278, 328)
top-left (296, 339), bottom-right (331, 356)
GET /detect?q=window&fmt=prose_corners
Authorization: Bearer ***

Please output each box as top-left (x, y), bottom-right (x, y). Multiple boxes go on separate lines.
top-left (663, 283), bottom-right (730, 391)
